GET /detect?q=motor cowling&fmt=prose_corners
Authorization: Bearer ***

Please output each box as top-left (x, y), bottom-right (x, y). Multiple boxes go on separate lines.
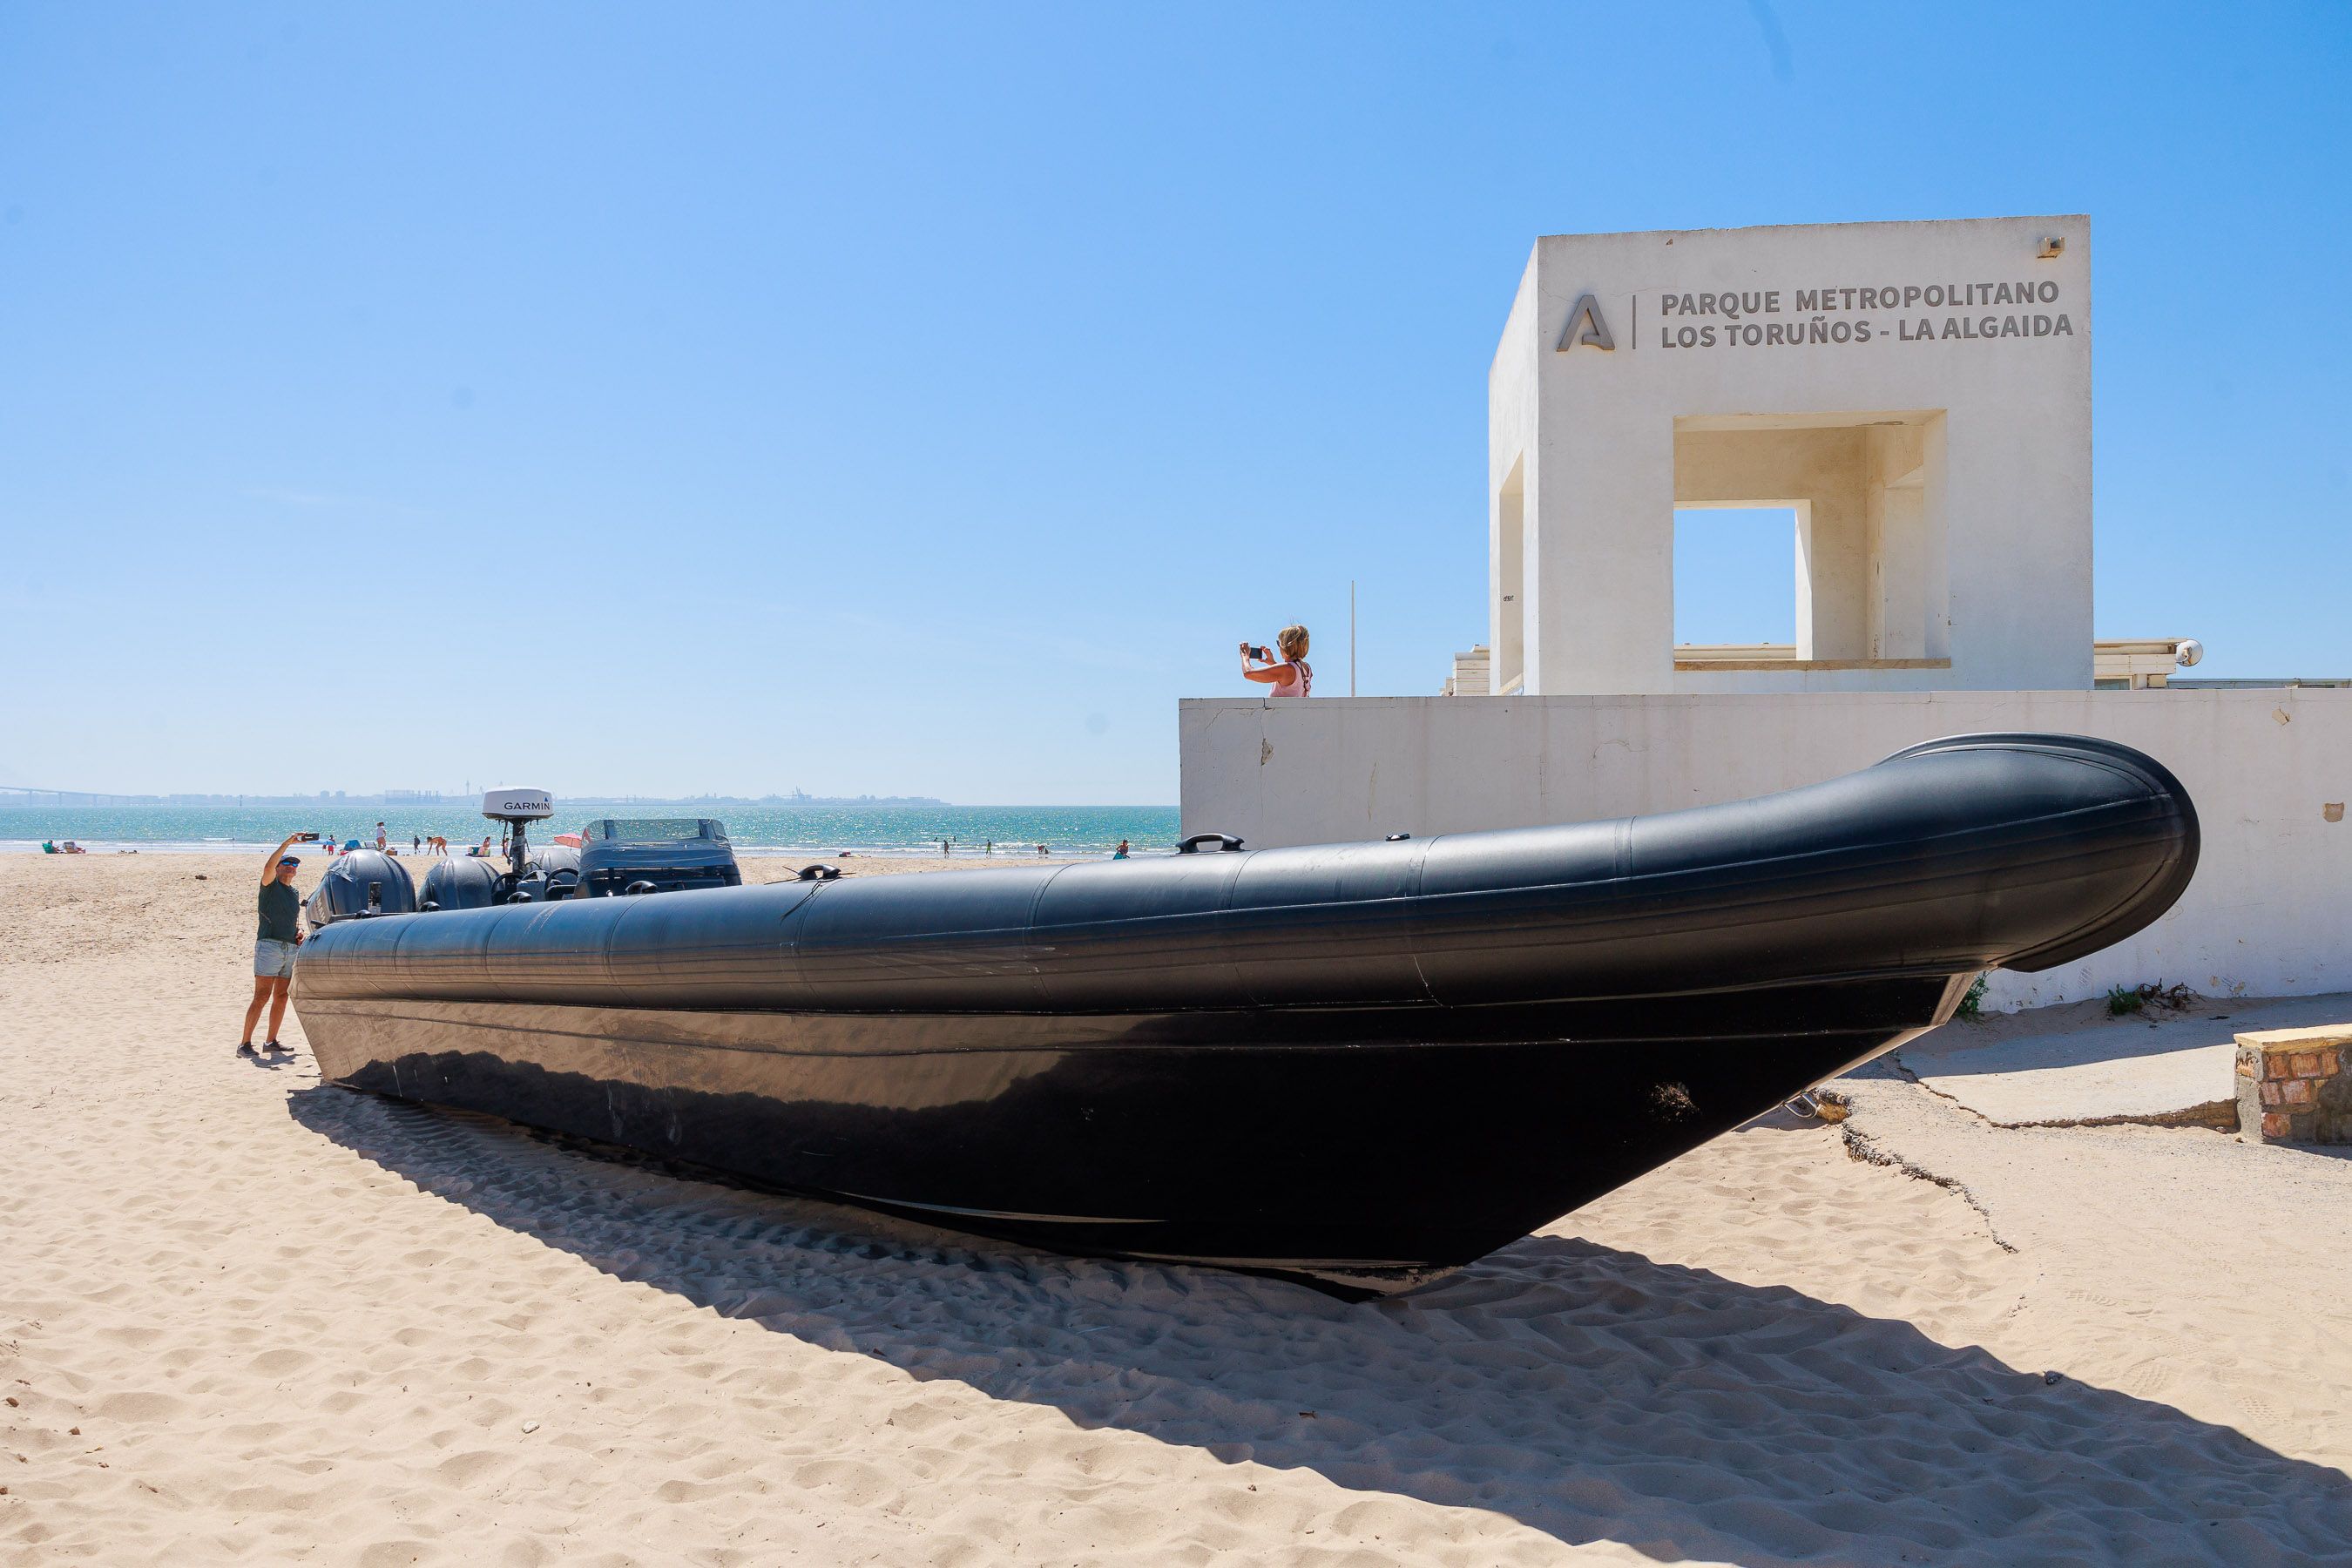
top-left (304, 850), bottom-right (418, 929)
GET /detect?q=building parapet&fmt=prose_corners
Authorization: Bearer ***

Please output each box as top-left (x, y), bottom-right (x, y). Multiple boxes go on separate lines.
top-left (1440, 636), bottom-right (2252, 692)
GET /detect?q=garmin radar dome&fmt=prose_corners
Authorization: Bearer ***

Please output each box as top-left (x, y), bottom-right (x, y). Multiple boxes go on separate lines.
top-left (483, 788), bottom-right (554, 821)
top-left (477, 787), bottom-right (558, 904)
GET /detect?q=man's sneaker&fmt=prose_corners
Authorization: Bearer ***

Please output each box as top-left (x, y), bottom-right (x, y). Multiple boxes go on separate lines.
top-left (237, 1042), bottom-right (258, 1057)
top-left (263, 1040), bottom-right (285, 1052)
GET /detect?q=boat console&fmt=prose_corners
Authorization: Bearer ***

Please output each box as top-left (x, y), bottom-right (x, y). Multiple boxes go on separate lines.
top-left (578, 816), bottom-right (742, 897)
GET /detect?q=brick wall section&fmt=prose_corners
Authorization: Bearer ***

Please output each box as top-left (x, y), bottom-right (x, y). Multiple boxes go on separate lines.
top-left (2234, 1026), bottom-right (2352, 1145)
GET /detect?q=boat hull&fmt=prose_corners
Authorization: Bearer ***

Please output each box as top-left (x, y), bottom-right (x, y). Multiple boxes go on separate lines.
top-left (293, 733), bottom-right (2198, 1295)
top-left (295, 975), bottom-right (1967, 1294)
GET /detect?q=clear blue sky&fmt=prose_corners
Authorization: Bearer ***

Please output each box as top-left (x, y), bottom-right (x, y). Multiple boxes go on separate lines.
top-left (3, 3), bottom-right (2346, 802)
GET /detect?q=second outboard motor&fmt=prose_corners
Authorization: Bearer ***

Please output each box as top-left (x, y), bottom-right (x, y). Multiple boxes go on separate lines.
top-left (305, 849), bottom-right (417, 929)
top-left (516, 841), bottom-right (583, 903)
top-left (421, 855), bottom-right (507, 912)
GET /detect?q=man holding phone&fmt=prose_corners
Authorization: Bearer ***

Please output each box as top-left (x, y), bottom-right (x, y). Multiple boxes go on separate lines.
top-left (240, 831), bottom-right (315, 1057)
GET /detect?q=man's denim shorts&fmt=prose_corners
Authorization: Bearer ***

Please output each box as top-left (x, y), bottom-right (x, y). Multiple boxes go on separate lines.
top-left (253, 938), bottom-right (298, 978)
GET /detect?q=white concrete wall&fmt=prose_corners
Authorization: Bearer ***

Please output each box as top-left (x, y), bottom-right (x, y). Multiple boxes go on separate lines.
top-left (1497, 216), bottom-right (2092, 696)
top-left (1179, 690), bottom-right (2352, 1010)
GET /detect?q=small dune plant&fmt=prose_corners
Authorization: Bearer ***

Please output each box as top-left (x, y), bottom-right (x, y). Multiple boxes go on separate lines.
top-left (2107, 980), bottom-right (2200, 1017)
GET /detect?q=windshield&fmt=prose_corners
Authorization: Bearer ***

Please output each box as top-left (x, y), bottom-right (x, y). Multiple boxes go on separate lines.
top-left (584, 818), bottom-right (728, 843)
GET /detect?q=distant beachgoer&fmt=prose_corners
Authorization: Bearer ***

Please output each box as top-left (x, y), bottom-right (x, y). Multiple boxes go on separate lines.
top-left (1036, 843), bottom-right (1047, 856)
top-left (241, 833), bottom-right (314, 1057)
top-left (40, 840), bottom-right (56, 854)
top-left (375, 821), bottom-right (388, 850)
top-left (941, 838), bottom-right (950, 857)
top-left (1112, 840), bottom-right (1130, 860)
top-left (1240, 625), bottom-right (1313, 697)
top-left (412, 835), bottom-right (421, 853)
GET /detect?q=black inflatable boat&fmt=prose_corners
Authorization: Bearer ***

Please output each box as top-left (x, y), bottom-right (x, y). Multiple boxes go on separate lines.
top-left (293, 733), bottom-right (2197, 1295)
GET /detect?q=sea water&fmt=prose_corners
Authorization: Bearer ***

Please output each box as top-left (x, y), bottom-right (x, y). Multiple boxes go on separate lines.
top-left (0, 803), bottom-right (1182, 858)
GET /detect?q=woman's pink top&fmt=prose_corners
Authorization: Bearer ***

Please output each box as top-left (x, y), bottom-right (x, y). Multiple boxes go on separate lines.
top-left (1267, 660), bottom-right (1312, 698)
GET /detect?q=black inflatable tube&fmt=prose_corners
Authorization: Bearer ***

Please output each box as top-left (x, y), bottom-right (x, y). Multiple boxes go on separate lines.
top-left (298, 733), bottom-right (2197, 1014)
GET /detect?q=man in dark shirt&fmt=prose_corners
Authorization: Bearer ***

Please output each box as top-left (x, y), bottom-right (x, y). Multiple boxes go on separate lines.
top-left (241, 832), bottom-right (313, 1057)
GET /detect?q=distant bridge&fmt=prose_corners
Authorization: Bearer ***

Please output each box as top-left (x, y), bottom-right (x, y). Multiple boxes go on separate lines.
top-left (0, 785), bottom-right (150, 805)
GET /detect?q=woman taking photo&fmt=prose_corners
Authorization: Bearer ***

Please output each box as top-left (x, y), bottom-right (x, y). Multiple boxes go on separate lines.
top-left (1239, 624), bottom-right (1313, 697)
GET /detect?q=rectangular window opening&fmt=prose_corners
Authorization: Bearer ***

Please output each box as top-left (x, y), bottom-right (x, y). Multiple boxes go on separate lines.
top-left (1673, 507), bottom-right (1799, 650)
top-left (1671, 413), bottom-right (1950, 672)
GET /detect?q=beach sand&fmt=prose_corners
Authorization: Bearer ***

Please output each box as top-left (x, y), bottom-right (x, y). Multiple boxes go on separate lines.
top-left (3, 852), bottom-right (2348, 1565)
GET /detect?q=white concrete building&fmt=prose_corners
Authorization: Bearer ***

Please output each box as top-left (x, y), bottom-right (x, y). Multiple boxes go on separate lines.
top-left (1490, 215), bottom-right (2090, 696)
top-left (1181, 216), bottom-right (2351, 1009)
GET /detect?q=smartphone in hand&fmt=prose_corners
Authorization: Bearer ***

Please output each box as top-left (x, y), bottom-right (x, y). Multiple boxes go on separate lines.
top-left (297, 832), bottom-right (320, 841)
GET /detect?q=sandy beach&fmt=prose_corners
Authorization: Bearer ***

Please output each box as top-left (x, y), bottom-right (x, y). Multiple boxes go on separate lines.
top-left (3, 852), bottom-right (2349, 1565)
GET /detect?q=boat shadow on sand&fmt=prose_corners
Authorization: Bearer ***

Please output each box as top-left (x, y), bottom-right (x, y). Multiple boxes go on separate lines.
top-left (287, 1085), bottom-right (2352, 1566)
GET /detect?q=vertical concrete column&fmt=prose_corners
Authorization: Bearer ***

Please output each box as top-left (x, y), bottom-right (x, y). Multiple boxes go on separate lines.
top-left (1866, 423), bottom-right (1929, 660)
top-left (1494, 459), bottom-right (1526, 693)
top-left (1488, 253), bottom-right (1541, 695)
top-left (1535, 411), bottom-right (1674, 694)
top-left (1794, 479), bottom-right (1868, 661)
top-left (1919, 415), bottom-right (1952, 659)
top-left (1803, 428), bottom-right (1868, 661)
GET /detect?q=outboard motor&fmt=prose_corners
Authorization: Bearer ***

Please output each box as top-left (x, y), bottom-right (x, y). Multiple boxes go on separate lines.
top-left (420, 855), bottom-right (506, 912)
top-left (305, 849), bottom-right (418, 929)
top-left (515, 841), bottom-right (583, 904)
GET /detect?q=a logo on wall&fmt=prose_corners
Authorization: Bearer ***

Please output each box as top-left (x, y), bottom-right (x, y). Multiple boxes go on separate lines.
top-left (1557, 294), bottom-right (1614, 352)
